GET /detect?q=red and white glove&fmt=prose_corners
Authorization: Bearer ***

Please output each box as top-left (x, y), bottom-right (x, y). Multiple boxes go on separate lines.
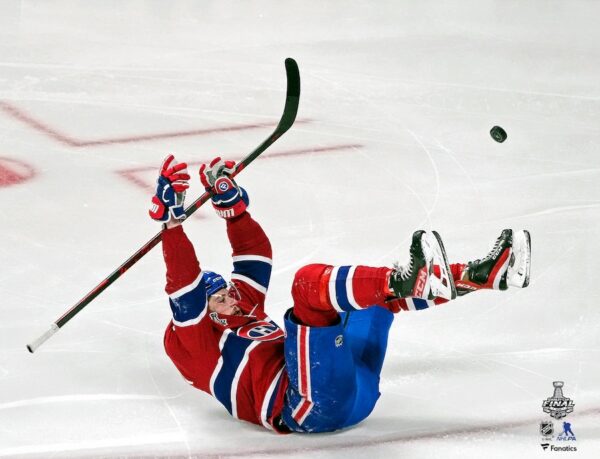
top-left (199, 157), bottom-right (248, 219)
top-left (149, 154), bottom-right (190, 222)
top-left (161, 154), bottom-right (190, 193)
top-left (199, 157), bottom-right (236, 189)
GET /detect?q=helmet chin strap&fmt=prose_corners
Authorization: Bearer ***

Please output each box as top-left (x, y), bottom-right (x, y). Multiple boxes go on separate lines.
top-left (247, 304), bottom-right (259, 317)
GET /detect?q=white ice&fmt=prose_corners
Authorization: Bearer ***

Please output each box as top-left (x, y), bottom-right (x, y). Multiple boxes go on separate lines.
top-left (1, 1), bottom-right (599, 457)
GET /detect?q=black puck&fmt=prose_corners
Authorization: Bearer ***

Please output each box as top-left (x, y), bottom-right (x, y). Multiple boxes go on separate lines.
top-left (490, 126), bottom-right (507, 143)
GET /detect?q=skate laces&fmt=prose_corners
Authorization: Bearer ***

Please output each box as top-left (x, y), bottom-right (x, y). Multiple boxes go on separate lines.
top-left (471, 234), bottom-right (504, 266)
top-left (393, 256), bottom-right (414, 281)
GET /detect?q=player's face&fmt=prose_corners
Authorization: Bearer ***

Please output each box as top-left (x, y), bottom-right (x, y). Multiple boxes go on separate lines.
top-left (208, 287), bottom-right (242, 316)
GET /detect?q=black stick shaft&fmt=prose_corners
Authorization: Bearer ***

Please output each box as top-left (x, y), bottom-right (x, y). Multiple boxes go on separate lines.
top-left (27, 58), bottom-right (300, 353)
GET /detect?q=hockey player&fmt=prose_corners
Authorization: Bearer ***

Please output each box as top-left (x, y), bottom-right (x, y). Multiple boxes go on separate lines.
top-left (149, 155), bottom-right (531, 433)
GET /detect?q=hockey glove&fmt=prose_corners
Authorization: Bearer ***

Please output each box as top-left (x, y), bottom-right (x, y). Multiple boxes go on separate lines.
top-left (199, 157), bottom-right (249, 219)
top-left (149, 154), bottom-right (190, 222)
top-left (199, 157), bottom-right (236, 189)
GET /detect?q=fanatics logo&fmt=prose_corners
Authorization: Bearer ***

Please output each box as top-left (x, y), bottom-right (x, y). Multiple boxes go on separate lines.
top-left (335, 335), bottom-right (343, 347)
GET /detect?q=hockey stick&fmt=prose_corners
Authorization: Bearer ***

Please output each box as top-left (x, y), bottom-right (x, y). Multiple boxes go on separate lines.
top-left (27, 58), bottom-right (301, 353)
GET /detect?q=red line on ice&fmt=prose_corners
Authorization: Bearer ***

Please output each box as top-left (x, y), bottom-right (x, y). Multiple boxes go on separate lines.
top-left (0, 101), bottom-right (309, 147)
top-left (0, 157), bottom-right (36, 187)
top-left (116, 143), bottom-right (364, 192)
top-left (118, 143), bottom-right (363, 221)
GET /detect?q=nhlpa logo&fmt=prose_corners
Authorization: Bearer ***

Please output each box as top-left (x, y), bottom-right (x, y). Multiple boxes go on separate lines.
top-left (237, 321), bottom-right (284, 342)
top-left (542, 381), bottom-right (574, 419)
top-left (557, 422), bottom-right (576, 441)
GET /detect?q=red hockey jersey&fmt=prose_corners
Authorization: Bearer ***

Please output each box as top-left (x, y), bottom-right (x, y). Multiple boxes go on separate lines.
top-left (162, 213), bottom-right (288, 431)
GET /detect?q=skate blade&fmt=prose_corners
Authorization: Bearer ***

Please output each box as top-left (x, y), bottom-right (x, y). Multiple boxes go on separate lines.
top-left (428, 231), bottom-right (457, 300)
top-left (507, 230), bottom-right (531, 288)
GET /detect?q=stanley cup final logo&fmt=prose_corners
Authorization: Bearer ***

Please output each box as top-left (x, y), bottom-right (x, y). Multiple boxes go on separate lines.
top-left (542, 381), bottom-right (575, 419)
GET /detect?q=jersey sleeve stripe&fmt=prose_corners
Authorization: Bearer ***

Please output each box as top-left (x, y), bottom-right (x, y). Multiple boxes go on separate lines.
top-left (232, 259), bottom-right (272, 290)
top-left (209, 330), bottom-right (231, 397)
top-left (169, 271), bottom-right (204, 299)
top-left (168, 277), bottom-right (208, 325)
top-left (260, 366), bottom-right (285, 430)
top-left (171, 305), bottom-right (207, 327)
top-left (231, 273), bottom-right (268, 294)
top-left (212, 334), bottom-right (255, 415)
top-left (232, 254), bottom-right (273, 265)
top-left (231, 341), bottom-right (260, 419)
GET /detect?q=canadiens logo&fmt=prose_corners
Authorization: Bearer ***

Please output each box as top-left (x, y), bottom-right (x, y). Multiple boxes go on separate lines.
top-left (236, 321), bottom-right (284, 342)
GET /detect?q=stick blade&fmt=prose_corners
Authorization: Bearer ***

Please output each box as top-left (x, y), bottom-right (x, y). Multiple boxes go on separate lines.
top-left (284, 58), bottom-right (301, 98)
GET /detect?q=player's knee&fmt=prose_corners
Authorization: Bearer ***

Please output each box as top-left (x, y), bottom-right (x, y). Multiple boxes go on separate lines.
top-left (293, 264), bottom-right (327, 283)
top-left (291, 264), bottom-right (328, 304)
top-left (291, 264), bottom-right (340, 327)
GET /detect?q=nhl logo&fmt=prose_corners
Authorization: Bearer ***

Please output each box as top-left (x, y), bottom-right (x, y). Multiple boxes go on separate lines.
top-left (542, 381), bottom-right (574, 419)
top-left (540, 420), bottom-right (554, 438)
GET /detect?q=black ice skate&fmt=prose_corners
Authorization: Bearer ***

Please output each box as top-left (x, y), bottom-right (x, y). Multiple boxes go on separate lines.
top-left (389, 230), bottom-right (456, 300)
top-left (456, 229), bottom-right (513, 295)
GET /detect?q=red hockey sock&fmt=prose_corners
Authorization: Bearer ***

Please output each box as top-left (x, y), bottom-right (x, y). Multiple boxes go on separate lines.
top-left (291, 264), bottom-right (393, 327)
top-left (431, 263), bottom-right (467, 305)
top-left (433, 263), bottom-right (466, 282)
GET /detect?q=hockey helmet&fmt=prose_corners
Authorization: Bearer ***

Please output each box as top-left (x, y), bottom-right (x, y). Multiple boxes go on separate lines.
top-left (203, 271), bottom-right (228, 297)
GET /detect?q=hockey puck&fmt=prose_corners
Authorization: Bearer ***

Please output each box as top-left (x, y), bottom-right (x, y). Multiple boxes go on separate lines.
top-left (490, 125), bottom-right (507, 143)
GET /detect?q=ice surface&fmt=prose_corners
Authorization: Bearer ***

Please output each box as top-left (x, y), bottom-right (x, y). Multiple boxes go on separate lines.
top-left (1, 1), bottom-right (599, 457)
